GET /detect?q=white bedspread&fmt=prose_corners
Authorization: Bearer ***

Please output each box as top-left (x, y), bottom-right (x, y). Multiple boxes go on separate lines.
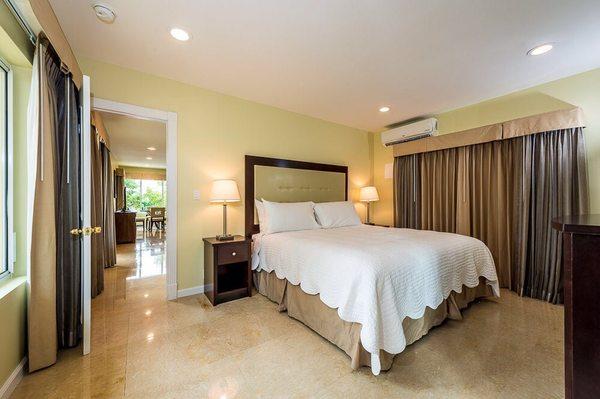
top-left (252, 225), bottom-right (499, 373)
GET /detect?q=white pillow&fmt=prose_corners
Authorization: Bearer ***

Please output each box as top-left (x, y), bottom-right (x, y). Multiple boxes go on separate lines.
top-left (261, 200), bottom-right (320, 234)
top-left (314, 201), bottom-right (361, 228)
top-left (255, 199), bottom-right (267, 233)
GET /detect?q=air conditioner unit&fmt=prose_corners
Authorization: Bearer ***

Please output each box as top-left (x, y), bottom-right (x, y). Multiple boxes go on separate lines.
top-left (381, 118), bottom-right (438, 146)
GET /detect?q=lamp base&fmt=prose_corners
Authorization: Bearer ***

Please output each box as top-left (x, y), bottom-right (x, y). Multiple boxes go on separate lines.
top-left (216, 234), bottom-right (234, 241)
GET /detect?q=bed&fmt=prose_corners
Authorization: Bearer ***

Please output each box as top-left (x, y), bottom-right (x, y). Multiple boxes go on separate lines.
top-left (245, 155), bottom-right (500, 375)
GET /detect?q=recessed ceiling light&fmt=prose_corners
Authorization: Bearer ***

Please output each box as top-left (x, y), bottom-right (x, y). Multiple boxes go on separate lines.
top-left (92, 3), bottom-right (116, 24)
top-left (146, 157), bottom-right (153, 160)
top-left (379, 106), bottom-right (391, 113)
top-left (170, 28), bottom-right (190, 41)
top-left (527, 43), bottom-right (553, 56)
top-left (146, 146), bottom-right (156, 151)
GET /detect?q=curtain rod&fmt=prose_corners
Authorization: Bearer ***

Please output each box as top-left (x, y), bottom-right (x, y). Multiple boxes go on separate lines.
top-left (3, 0), bottom-right (36, 45)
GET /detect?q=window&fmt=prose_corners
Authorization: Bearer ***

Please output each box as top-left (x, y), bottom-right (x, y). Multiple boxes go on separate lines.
top-left (0, 58), bottom-right (11, 279)
top-left (125, 179), bottom-right (166, 212)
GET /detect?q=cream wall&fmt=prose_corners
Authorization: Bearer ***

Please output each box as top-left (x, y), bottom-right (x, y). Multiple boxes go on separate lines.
top-left (372, 68), bottom-right (600, 225)
top-left (0, 283), bottom-right (26, 385)
top-left (79, 57), bottom-right (372, 291)
top-left (0, 65), bottom-right (31, 386)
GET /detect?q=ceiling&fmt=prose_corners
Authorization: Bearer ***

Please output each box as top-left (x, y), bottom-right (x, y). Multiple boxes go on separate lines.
top-left (51, 0), bottom-right (600, 131)
top-left (99, 112), bottom-right (166, 168)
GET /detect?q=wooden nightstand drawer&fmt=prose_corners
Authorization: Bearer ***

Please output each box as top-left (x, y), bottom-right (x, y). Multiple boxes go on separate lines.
top-left (203, 236), bottom-right (251, 306)
top-left (217, 242), bottom-right (249, 265)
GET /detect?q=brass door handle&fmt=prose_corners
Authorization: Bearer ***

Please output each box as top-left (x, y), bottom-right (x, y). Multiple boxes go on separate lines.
top-left (71, 226), bottom-right (102, 236)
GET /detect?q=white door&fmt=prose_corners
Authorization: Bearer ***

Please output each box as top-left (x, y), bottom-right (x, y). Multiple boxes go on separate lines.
top-left (81, 75), bottom-right (92, 355)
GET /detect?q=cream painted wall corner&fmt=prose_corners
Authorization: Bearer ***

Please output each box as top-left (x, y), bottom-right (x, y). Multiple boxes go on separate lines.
top-left (79, 57), bottom-right (372, 291)
top-left (372, 67), bottom-right (600, 226)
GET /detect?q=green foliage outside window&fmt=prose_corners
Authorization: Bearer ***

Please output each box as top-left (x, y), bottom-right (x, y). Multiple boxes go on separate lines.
top-left (125, 179), bottom-right (166, 211)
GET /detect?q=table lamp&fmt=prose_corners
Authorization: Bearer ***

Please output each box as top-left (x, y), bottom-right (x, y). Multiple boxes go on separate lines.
top-left (359, 186), bottom-right (379, 224)
top-left (209, 179), bottom-right (241, 241)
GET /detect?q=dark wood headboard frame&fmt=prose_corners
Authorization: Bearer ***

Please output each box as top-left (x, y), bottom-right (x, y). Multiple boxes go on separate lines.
top-left (245, 155), bottom-right (348, 237)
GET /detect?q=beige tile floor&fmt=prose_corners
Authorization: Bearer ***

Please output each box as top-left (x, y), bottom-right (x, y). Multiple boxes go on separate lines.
top-left (12, 229), bottom-right (564, 398)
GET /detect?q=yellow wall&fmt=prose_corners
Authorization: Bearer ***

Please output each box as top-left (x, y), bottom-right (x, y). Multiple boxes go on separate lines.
top-left (0, 282), bottom-right (26, 384)
top-left (0, 41), bottom-right (31, 389)
top-left (372, 68), bottom-right (600, 225)
top-left (79, 57), bottom-right (372, 290)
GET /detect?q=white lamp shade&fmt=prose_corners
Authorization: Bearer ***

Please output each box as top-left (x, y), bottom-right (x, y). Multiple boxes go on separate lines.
top-left (209, 179), bottom-right (240, 203)
top-left (359, 186), bottom-right (379, 202)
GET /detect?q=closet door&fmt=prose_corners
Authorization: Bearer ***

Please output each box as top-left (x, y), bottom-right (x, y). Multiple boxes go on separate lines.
top-left (81, 75), bottom-right (92, 355)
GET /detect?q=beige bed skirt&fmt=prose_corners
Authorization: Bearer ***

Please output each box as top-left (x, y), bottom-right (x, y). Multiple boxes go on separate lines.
top-left (254, 270), bottom-right (494, 372)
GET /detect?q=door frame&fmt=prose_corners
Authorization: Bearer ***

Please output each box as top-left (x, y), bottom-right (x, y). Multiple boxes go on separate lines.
top-left (91, 97), bottom-right (179, 300)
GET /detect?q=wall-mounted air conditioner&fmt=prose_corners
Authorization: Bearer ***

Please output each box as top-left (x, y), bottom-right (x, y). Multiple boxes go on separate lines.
top-left (381, 118), bottom-right (438, 146)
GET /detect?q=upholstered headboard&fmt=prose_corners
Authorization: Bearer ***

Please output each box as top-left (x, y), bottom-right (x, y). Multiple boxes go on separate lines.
top-left (244, 155), bottom-right (348, 236)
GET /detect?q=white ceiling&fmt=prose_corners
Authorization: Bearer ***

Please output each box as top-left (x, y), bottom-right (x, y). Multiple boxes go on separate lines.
top-left (99, 112), bottom-right (166, 168)
top-left (51, 0), bottom-right (600, 131)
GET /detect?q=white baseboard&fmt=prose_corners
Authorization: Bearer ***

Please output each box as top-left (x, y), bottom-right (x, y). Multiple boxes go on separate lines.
top-left (177, 284), bottom-right (208, 298)
top-left (166, 283), bottom-right (178, 301)
top-left (0, 357), bottom-right (27, 399)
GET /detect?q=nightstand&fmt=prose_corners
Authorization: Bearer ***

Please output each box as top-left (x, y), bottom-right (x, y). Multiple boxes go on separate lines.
top-left (203, 235), bottom-right (251, 305)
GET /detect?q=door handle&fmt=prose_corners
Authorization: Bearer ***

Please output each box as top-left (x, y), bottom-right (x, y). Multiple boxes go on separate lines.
top-left (71, 226), bottom-right (102, 236)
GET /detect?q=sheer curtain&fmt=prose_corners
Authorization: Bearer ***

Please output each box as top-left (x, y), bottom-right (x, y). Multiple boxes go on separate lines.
top-left (394, 128), bottom-right (589, 303)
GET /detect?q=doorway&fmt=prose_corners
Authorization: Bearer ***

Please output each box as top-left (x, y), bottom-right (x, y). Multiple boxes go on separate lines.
top-left (91, 98), bottom-right (178, 300)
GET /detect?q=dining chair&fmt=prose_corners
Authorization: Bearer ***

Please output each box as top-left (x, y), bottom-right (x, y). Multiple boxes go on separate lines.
top-left (148, 207), bottom-right (166, 232)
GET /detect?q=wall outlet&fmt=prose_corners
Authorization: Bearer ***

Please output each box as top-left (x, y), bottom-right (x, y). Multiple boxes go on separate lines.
top-left (193, 190), bottom-right (201, 200)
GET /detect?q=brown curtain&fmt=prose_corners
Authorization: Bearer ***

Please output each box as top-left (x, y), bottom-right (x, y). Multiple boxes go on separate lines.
top-left (515, 129), bottom-right (589, 303)
top-left (54, 65), bottom-right (81, 349)
top-left (457, 141), bottom-right (516, 289)
top-left (393, 154), bottom-right (420, 229)
top-left (28, 40), bottom-right (58, 371)
top-left (114, 168), bottom-right (124, 211)
top-left (102, 143), bottom-right (117, 268)
top-left (393, 128), bottom-right (588, 303)
top-left (419, 149), bottom-right (459, 233)
top-left (91, 127), bottom-right (105, 297)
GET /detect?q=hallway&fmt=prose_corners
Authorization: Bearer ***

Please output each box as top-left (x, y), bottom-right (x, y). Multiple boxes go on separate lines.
top-left (11, 230), bottom-right (174, 398)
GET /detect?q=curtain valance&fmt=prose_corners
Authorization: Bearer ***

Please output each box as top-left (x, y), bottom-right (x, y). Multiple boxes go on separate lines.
top-left (91, 111), bottom-right (111, 149)
top-left (393, 107), bottom-right (585, 157)
top-left (123, 167), bottom-right (167, 181)
top-left (29, 0), bottom-right (83, 88)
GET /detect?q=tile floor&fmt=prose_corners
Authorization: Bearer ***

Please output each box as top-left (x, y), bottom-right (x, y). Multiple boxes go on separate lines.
top-left (11, 229), bottom-right (564, 398)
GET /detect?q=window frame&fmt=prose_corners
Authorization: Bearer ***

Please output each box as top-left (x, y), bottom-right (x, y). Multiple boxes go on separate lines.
top-left (0, 57), bottom-right (14, 280)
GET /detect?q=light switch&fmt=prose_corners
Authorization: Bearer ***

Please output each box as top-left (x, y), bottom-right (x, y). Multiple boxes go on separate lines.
top-left (193, 190), bottom-right (201, 200)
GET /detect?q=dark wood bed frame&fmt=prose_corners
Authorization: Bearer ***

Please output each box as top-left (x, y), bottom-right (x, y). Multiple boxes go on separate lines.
top-left (244, 155), bottom-right (348, 237)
